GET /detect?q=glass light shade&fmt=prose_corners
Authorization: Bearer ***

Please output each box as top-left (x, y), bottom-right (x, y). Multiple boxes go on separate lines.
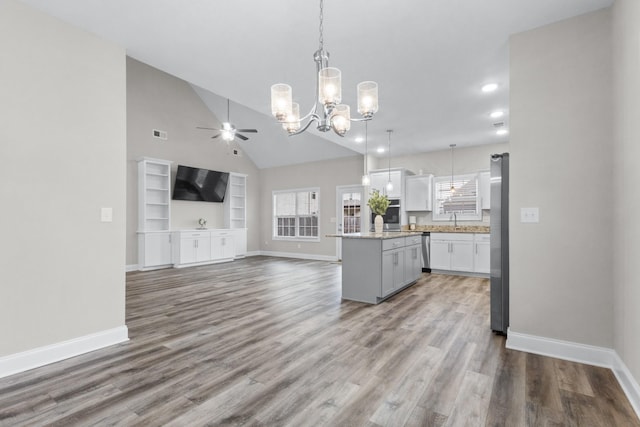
top-left (362, 174), bottom-right (371, 186)
top-left (319, 67), bottom-right (342, 106)
top-left (357, 81), bottom-right (379, 118)
top-left (221, 130), bottom-right (234, 141)
top-left (331, 104), bottom-right (351, 136)
top-left (271, 84), bottom-right (292, 121)
top-left (386, 180), bottom-right (394, 192)
top-left (283, 103), bottom-right (301, 134)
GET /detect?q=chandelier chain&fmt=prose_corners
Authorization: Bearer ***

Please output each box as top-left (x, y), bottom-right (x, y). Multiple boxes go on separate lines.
top-left (318, 0), bottom-right (324, 51)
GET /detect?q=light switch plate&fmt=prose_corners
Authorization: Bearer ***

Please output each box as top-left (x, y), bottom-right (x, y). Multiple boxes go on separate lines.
top-left (101, 207), bottom-right (113, 222)
top-left (521, 207), bottom-right (539, 223)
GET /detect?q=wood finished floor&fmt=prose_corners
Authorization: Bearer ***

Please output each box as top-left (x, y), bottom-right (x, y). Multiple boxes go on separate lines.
top-left (0, 256), bottom-right (638, 426)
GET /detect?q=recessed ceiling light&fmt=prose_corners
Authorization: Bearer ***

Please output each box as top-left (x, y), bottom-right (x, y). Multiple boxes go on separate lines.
top-left (482, 83), bottom-right (498, 93)
top-left (490, 110), bottom-right (504, 118)
top-left (377, 147), bottom-right (385, 153)
top-left (496, 129), bottom-right (508, 136)
top-left (354, 136), bottom-right (364, 143)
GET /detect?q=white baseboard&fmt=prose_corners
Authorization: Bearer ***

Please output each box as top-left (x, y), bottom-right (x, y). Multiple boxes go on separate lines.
top-left (125, 264), bottom-right (139, 272)
top-left (0, 326), bottom-right (129, 379)
top-left (245, 250), bottom-right (261, 257)
top-left (507, 328), bottom-right (640, 419)
top-left (259, 250), bottom-right (338, 262)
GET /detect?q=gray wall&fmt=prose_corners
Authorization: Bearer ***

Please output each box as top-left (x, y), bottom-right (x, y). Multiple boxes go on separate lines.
top-left (126, 58), bottom-right (261, 266)
top-left (612, 0), bottom-right (640, 386)
top-left (0, 0), bottom-right (127, 355)
top-left (509, 9), bottom-right (613, 347)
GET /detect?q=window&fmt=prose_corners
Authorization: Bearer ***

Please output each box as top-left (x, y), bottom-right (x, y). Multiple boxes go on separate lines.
top-left (432, 174), bottom-right (481, 221)
top-left (273, 188), bottom-right (320, 240)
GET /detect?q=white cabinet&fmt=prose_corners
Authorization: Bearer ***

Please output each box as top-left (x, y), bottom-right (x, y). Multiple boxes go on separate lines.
top-left (370, 170), bottom-right (403, 198)
top-left (431, 232), bottom-right (490, 274)
top-left (404, 235), bottom-right (423, 283)
top-left (224, 173), bottom-right (248, 257)
top-left (211, 230), bottom-right (235, 261)
top-left (430, 233), bottom-right (474, 272)
top-left (176, 231), bottom-right (211, 265)
top-left (474, 233), bottom-right (491, 274)
top-left (405, 175), bottom-right (433, 211)
top-left (479, 171), bottom-right (490, 210)
top-left (382, 248), bottom-right (404, 296)
top-left (137, 158), bottom-right (173, 271)
top-left (138, 232), bottom-right (172, 271)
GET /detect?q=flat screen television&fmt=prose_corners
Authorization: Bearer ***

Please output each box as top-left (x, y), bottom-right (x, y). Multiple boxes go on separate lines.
top-left (172, 165), bottom-right (229, 203)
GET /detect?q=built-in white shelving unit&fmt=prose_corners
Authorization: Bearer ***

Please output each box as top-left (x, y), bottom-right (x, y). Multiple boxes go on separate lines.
top-left (137, 158), bottom-right (173, 270)
top-left (224, 172), bottom-right (248, 257)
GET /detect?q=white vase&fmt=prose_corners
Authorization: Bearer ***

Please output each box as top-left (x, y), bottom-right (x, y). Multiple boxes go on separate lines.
top-left (374, 214), bottom-right (384, 233)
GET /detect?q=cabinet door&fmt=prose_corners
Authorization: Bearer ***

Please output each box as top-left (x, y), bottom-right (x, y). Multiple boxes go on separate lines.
top-left (381, 250), bottom-right (396, 296)
top-left (404, 245), bottom-right (422, 283)
top-left (405, 176), bottom-right (432, 211)
top-left (180, 238), bottom-right (198, 264)
top-left (474, 241), bottom-right (490, 274)
top-left (233, 229), bottom-right (247, 257)
top-left (144, 233), bottom-right (172, 267)
top-left (430, 240), bottom-right (451, 270)
top-left (451, 241), bottom-right (474, 272)
top-left (393, 249), bottom-right (405, 288)
top-left (370, 173), bottom-right (387, 195)
top-left (195, 237), bottom-right (211, 262)
top-left (388, 170), bottom-right (402, 198)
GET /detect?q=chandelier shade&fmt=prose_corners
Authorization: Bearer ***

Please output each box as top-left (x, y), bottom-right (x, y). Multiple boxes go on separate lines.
top-left (271, 84), bottom-right (292, 121)
top-left (331, 104), bottom-right (351, 136)
top-left (357, 81), bottom-right (379, 118)
top-left (283, 103), bottom-right (301, 134)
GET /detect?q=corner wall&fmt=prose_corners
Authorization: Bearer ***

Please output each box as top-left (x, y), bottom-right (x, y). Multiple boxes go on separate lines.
top-left (0, 0), bottom-right (127, 357)
top-left (509, 10), bottom-right (613, 347)
top-left (612, 0), bottom-right (640, 391)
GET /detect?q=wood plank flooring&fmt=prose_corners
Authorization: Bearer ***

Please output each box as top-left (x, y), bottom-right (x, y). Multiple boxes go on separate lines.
top-left (0, 256), bottom-right (638, 426)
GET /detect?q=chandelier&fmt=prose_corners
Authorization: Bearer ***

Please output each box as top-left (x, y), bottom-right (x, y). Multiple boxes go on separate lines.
top-left (270, 0), bottom-right (379, 137)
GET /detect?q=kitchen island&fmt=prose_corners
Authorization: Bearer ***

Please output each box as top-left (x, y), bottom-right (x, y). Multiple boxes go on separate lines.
top-left (329, 232), bottom-right (423, 304)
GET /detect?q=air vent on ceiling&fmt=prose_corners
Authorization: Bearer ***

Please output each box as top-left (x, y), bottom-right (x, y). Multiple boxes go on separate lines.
top-left (152, 129), bottom-right (168, 140)
top-left (231, 148), bottom-right (243, 157)
top-left (492, 122), bottom-right (505, 128)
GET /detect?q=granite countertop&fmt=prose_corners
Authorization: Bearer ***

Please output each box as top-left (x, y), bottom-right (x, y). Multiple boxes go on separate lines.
top-left (402, 225), bottom-right (490, 233)
top-left (326, 231), bottom-right (423, 240)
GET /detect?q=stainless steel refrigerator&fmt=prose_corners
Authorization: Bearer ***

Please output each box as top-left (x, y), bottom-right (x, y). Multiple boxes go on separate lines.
top-left (490, 153), bottom-right (509, 335)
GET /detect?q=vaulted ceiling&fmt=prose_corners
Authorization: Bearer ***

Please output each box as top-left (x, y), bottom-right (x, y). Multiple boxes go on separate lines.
top-left (21, 0), bottom-right (613, 168)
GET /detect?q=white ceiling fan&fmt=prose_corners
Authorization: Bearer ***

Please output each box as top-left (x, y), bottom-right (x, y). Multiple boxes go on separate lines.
top-left (197, 98), bottom-right (258, 142)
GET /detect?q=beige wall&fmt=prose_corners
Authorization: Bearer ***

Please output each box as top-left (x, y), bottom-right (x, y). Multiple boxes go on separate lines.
top-left (259, 156), bottom-right (362, 257)
top-left (126, 58), bottom-right (261, 266)
top-left (0, 1), bottom-right (127, 355)
top-left (509, 9), bottom-right (613, 347)
top-left (612, 0), bottom-right (640, 384)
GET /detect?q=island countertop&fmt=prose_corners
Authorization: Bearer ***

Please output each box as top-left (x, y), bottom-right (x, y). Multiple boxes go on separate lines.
top-left (326, 231), bottom-right (422, 240)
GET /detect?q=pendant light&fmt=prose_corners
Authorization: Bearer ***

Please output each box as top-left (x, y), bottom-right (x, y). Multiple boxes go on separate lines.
top-left (386, 130), bottom-right (393, 192)
top-left (361, 121), bottom-right (370, 186)
top-left (450, 143), bottom-right (456, 194)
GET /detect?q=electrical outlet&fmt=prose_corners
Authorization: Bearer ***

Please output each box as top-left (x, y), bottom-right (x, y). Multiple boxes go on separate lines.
top-left (520, 207), bottom-right (539, 223)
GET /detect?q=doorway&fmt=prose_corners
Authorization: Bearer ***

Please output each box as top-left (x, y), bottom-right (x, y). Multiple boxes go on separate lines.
top-left (335, 185), bottom-right (366, 260)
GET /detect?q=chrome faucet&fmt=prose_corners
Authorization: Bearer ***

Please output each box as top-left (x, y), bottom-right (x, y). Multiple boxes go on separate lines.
top-left (452, 212), bottom-right (458, 228)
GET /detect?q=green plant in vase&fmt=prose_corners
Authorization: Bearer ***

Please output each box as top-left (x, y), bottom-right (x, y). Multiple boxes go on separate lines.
top-left (368, 190), bottom-right (390, 233)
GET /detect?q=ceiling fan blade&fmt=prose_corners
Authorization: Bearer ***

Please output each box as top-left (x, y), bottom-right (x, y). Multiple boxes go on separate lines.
top-left (211, 134), bottom-right (221, 139)
top-left (197, 126), bottom-right (221, 131)
top-left (235, 133), bottom-right (249, 141)
top-left (236, 129), bottom-right (258, 133)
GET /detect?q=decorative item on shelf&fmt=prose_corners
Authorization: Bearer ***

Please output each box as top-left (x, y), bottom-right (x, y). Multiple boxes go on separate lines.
top-left (368, 190), bottom-right (390, 234)
top-left (197, 218), bottom-right (207, 229)
top-left (270, 0), bottom-right (378, 137)
top-left (409, 215), bottom-right (417, 231)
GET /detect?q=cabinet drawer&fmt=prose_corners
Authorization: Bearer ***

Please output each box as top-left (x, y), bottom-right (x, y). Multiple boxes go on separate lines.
top-left (179, 231), bottom-right (209, 239)
top-left (382, 237), bottom-right (405, 251)
top-left (475, 233), bottom-right (490, 243)
top-left (405, 235), bottom-right (422, 246)
top-left (431, 232), bottom-right (473, 241)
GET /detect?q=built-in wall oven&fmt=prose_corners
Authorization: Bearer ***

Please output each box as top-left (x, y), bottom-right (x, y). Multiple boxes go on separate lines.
top-left (371, 199), bottom-right (401, 231)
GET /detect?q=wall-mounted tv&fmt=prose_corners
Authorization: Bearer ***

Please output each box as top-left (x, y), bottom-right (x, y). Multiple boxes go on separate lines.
top-left (172, 165), bottom-right (229, 203)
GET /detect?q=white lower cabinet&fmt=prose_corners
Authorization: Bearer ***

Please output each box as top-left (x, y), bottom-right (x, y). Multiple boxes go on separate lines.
top-left (474, 234), bottom-right (490, 274)
top-left (430, 232), bottom-right (490, 274)
top-left (173, 229), bottom-right (235, 268)
top-left (138, 231), bottom-right (172, 270)
top-left (382, 247), bottom-right (405, 296)
top-left (229, 228), bottom-right (247, 258)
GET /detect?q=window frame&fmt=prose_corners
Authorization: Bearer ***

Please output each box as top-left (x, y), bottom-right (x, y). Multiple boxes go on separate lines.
top-left (272, 187), bottom-right (321, 241)
top-left (432, 173), bottom-right (482, 221)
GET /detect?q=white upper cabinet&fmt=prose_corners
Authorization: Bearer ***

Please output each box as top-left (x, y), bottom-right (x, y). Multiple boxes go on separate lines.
top-left (370, 170), bottom-right (403, 198)
top-left (479, 171), bottom-right (490, 210)
top-left (405, 174), bottom-right (433, 211)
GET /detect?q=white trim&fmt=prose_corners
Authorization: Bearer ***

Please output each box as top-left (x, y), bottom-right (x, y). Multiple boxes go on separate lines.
top-left (0, 326), bottom-right (129, 379)
top-left (245, 250), bottom-right (262, 257)
top-left (126, 264), bottom-right (139, 272)
top-left (507, 329), bottom-right (640, 420)
top-left (259, 250), bottom-right (338, 262)
top-left (612, 352), bottom-right (640, 419)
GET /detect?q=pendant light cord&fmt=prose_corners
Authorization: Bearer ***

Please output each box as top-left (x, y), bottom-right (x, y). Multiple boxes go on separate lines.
top-left (387, 130), bottom-right (392, 181)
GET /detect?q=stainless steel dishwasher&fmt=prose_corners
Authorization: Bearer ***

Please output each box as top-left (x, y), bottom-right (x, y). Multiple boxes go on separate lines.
top-left (421, 231), bottom-right (431, 273)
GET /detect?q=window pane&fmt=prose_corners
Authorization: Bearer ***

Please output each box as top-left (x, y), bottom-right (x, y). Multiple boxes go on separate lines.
top-left (275, 193), bottom-right (296, 216)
